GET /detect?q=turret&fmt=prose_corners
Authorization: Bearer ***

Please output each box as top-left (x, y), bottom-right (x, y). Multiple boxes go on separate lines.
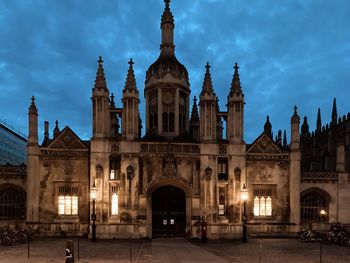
top-left (263, 116), bottom-right (272, 138)
top-left (199, 62), bottom-right (217, 142)
top-left (44, 121), bottom-right (49, 141)
top-left (53, 120), bottom-right (60, 139)
top-left (289, 105), bottom-right (301, 224)
top-left (227, 62), bottom-right (244, 143)
top-left (122, 58), bottom-right (139, 140)
top-left (92, 56), bottom-right (110, 138)
top-left (28, 96), bottom-right (38, 144)
top-left (290, 105), bottom-right (300, 150)
top-left (144, 0), bottom-right (190, 138)
top-left (27, 96), bottom-right (40, 222)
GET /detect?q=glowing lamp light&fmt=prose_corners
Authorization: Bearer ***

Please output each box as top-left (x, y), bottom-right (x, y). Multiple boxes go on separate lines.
top-left (241, 184), bottom-right (248, 201)
top-left (320, 209), bottom-right (327, 216)
top-left (91, 183), bottom-right (97, 200)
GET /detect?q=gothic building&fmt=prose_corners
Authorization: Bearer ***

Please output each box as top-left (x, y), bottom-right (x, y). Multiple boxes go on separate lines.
top-left (23, 0), bottom-right (349, 238)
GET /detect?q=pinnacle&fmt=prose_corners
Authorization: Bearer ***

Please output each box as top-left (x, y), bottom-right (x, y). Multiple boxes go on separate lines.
top-left (31, 96), bottom-right (35, 106)
top-left (29, 95), bottom-right (37, 113)
top-left (190, 96), bottom-right (199, 123)
top-left (124, 58), bottom-right (138, 92)
top-left (291, 105), bottom-right (300, 123)
top-left (94, 56), bottom-right (107, 89)
top-left (230, 62), bottom-right (242, 95)
top-left (201, 62), bottom-right (214, 96)
top-left (161, 0), bottom-right (174, 25)
top-left (332, 97), bottom-right (337, 123)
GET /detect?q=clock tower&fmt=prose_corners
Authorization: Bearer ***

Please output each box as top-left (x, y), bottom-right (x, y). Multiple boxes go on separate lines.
top-left (144, 0), bottom-right (190, 138)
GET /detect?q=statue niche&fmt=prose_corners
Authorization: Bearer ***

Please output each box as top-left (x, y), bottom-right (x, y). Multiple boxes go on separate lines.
top-left (162, 156), bottom-right (177, 178)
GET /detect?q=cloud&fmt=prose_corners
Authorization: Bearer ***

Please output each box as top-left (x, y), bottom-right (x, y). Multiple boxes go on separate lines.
top-left (0, 0), bottom-right (349, 144)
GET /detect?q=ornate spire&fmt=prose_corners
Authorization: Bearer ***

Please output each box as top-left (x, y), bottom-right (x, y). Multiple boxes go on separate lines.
top-left (94, 56), bottom-right (107, 90)
top-left (331, 98), bottom-right (337, 125)
top-left (190, 96), bottom-right (199, 123)
top-left (291, 105), bottom-right (300, 123)
top-left (264, 116), bottom-right (272, 138)
top-left (124, 58), bottom-right (138, 92)
top-left (200, 62), bottom-right (214, 96)
top-left (229, 62), bottom-right (242, 95)
top-left (161, 0), bottom-right (174, 25)
top-left (29, 96), bottom-right (37, 114)
top-left (160, 0), bottom-right (174, 54)
top-left (316, 108), bottom-right (322, 132)
top-left (53, 120), bottom-right (60, 139)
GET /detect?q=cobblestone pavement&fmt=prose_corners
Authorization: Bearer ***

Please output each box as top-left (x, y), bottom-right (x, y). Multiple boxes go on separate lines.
top-left (0, 237), bottom-right (349, 262)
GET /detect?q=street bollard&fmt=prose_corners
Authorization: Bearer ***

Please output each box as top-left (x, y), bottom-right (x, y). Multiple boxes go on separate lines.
top-left (65, 240), bottom-right (74, 263)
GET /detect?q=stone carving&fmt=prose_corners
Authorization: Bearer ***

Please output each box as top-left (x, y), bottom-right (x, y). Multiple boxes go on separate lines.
top-left (64, 165), bottom-right (72, 175)
top-left (301, 172), bottom-right (338, 183)
top-left (140, 143), bottom-right (200, 154)
top-left (111, 142), bottom-right (119, 153)
top-left (219, 144), bottom-right (227, 155)
top-left (204, 166), bottom-right (212, 181)
top-left (127, 165), bottom-right (135, 180)
top-left (120, 211), bottom-right (132, 223)
top-left (95, 165), bottom-right (103, 179)
top-left (47, 127), bottom-right (87, 150)
top-left (162, 157), bottom-right (177, 177)
top-left (259, 166), bottom-right (272, 181)
top-left (247, 134), bottom-right (283, 154)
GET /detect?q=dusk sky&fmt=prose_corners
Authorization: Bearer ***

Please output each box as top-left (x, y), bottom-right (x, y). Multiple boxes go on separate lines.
top-left (0, 0), bottom-right (349, 143)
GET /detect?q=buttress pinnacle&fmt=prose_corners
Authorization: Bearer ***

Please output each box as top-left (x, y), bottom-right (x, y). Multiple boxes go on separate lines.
top-left (124, 58), bottom-right (138, 92)
top-left (94, 56), bottom-right (107, 90)
top-left (229, 62), bottom-right (242, 95)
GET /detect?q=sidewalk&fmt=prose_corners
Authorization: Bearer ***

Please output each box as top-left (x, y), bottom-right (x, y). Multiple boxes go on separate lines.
top-left (0, 237), bottom-right (349, 262)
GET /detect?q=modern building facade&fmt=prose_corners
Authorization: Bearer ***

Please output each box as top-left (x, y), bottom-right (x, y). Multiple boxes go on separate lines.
top-left (23, 0), bottom-right (349, 238)
top-left (0, 122), bottom-right (27, 222)
top-left (0, 122), bottom-right (27, 165)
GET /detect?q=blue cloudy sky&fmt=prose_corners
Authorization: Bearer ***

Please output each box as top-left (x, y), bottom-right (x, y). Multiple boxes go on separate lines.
top-left (0, 0), bottom-right (349, 143)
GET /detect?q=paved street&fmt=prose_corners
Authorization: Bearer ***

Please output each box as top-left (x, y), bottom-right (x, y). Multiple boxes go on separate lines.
top-left (0, 237), bottom-right (349, 262)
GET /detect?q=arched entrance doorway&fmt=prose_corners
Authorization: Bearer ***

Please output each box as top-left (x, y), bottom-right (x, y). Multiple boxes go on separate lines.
top-left (152, 185), bottom-right (186, 237)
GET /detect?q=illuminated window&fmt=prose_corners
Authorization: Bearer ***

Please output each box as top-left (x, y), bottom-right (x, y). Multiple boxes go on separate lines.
top-left (111, 193), bottom-right (118, 215)
top-left (58, 196), bottom-right (78, 215)
top-left (253, 188), bottom-right (272, 217)
top-left (219, 194), bottom-right (225, 215)
top-left (110, 169), bottom-right (115, 180)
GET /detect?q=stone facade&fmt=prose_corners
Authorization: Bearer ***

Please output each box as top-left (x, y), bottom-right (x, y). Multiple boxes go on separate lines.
top-left (21, 0), bottom-right (350, 238)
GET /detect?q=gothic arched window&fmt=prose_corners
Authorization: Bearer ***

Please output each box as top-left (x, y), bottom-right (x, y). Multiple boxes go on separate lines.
top-left (0, 185), bottom-right (25, 220)
top-left (300, 188), bottom-right (330, 223)
top-left (162, 91), bottom-right (175, 132)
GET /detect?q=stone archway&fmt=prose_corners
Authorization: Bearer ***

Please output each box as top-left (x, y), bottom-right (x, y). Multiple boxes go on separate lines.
top-left (151, 185), bottom-right (186, 237)
top-left (0, 184), bottom-right (26, 220)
